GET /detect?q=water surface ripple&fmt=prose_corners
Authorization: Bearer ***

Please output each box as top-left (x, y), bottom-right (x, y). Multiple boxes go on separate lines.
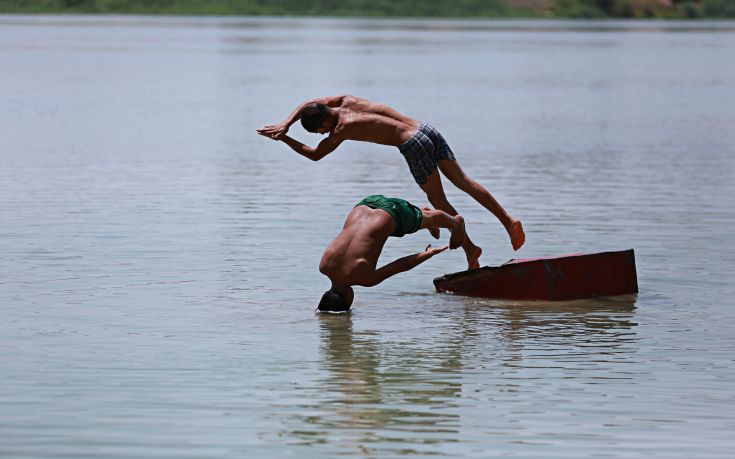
top-left (1, 15), bottom-right (734, 458)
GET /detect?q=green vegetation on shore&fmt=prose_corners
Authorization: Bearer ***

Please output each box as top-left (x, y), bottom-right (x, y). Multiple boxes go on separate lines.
top-left (0, 0), bottom-right (733, 19)
top-left (551, 0), bottom-right (735, 18)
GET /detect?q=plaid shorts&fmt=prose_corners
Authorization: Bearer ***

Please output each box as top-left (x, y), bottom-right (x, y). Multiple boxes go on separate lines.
top-left (398, 123), bottom-right (456, 185)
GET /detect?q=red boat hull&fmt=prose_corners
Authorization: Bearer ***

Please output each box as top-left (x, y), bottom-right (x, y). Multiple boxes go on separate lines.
top-left (433, 249), bottom-right (638, 300)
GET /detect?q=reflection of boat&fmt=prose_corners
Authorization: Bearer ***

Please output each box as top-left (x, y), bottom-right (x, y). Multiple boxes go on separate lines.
top-left (434, 249), bottom-right (638, 301)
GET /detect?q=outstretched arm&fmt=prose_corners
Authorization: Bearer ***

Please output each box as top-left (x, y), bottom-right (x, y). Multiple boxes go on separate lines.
top-left (358, 245), bottom-right (448, 287)
top-left (257, 95), bottom-right (348, 139)
top-left (279, 133), bottom-right (344, 161)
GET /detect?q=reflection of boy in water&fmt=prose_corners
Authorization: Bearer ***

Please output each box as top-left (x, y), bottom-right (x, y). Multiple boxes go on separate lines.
top-left (257, 95), bottom-right (525, 270)
top-left (317, 195), bottom-right (466, 313)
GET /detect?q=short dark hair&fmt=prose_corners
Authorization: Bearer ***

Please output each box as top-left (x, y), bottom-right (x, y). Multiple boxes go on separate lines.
top-left (318, 289), bottom-right (350, 313)
top-left (300, 103), bottom-right (330, 132)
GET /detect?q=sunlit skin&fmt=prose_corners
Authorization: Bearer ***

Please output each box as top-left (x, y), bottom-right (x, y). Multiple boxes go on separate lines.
top-left (317, 204), bottom-right (466, 306)
top-left (257, 95), bottom-right (525, 269)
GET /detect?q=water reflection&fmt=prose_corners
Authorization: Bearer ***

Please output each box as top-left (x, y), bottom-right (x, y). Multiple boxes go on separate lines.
top-left (488, 295), bottom-right (638, 341)
top-left (288, 296), bottom-right (637, 454)
top-left (463, 295), bottom-right (639, 374)
top-left (291, 313), bottom-right (461, 455)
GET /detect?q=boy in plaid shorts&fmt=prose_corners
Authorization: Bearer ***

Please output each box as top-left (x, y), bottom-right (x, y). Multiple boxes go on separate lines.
top-left (257, 95), bottom-right (525, 270)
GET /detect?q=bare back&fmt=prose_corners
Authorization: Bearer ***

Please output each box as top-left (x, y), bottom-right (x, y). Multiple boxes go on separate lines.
top-left (332, 96), bottom-right (419, 146)
top-left (319, 206), bottom-right (394, 286)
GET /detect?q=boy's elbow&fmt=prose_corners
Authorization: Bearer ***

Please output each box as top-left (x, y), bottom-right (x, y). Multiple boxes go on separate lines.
top-left (311, 151), bottom-right (329, 161)
top-left (302, 148), bottom-right (321, 161)
top-left (357, 273), bottom-right (382, 288)
top-left (358, 278), bottom-right (379, 288)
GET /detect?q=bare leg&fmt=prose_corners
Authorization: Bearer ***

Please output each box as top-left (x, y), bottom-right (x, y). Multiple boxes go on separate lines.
top-left (419, 171), bottom-right (483, 269)
top-left (420, 208), bottom-right (465, 250)
top-left (438, 159), bottom-right (525, 251)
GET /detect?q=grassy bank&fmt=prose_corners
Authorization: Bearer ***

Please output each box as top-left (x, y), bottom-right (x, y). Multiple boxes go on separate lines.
top-left (0, 0), bottom-right (733, 19)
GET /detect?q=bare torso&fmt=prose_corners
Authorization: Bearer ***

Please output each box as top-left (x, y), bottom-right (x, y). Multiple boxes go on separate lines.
top-left (319, 206), bottom-right (394, 287)
top-left (331, 96), bottom-right (419, 146)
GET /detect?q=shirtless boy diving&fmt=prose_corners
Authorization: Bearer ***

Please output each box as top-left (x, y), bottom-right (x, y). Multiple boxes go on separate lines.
top-left (257, 95), bottom-right (525, 270)
top-left (316, 195), bottom-right (466, 312)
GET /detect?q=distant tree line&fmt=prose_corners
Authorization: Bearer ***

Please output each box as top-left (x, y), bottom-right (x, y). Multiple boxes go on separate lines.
top-left (551, 0), bottom-right (735, 18)
top-left (0, 0), bottom-right (733, 18)
top-left (0, 0), bottom-right (511, 16)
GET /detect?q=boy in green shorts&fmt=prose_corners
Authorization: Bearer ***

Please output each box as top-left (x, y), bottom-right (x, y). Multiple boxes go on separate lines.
top-left (317, 195), bottom-right (466, 313)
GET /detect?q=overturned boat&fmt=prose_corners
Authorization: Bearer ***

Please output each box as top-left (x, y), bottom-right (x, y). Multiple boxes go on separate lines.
top-left (433, 249), bottom-right (638, 301)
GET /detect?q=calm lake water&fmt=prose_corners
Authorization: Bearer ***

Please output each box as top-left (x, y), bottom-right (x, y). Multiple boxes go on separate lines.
top-left (1, 15), bottom-right (734, 458)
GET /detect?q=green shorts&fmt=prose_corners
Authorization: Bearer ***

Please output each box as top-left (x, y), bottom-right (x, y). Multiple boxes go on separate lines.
top-left (355, 195), bottom-right (423, 237)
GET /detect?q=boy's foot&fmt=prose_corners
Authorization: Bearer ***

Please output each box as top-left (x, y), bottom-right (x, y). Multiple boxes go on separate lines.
top-left (465, 244), bottom-right (482, 270)
top-left (507, 219), bottom-right (525, 251)
top-left (422, 207), bottom-right (440, 239)
top-left (428, 226), bottom-right (440, 239)
top-left (449, 215), bottom-right (466, 250)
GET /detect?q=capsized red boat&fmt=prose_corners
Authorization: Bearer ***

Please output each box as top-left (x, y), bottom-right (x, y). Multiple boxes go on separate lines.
top-left (433, 249), bottom-right (638, 301)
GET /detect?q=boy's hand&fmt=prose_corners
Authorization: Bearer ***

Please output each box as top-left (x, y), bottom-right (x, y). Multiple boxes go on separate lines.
top-left (257, 123), bottom-right (288, 140)
top-left (424, 244), bottom-right (448, 258)
top-left (256, 130), bottom-right (279, 140)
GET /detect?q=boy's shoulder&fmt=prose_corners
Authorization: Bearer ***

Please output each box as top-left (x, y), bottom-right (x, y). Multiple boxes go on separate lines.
top-left (340, 94), bottom-right (362, 106)
top-left (331, 117), bottom-right (358, 138)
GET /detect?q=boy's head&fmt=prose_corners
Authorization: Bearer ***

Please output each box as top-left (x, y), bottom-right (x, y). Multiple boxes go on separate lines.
top-left (317, 286), bottom-right (353, 313)
top-left (300, 103), bottom-right (335, 134)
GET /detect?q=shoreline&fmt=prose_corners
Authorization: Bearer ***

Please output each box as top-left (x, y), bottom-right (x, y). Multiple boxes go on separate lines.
top-left (2, 13), bottom-right (734, 26)
top-left (0, 6), bottom-right (735, 22)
